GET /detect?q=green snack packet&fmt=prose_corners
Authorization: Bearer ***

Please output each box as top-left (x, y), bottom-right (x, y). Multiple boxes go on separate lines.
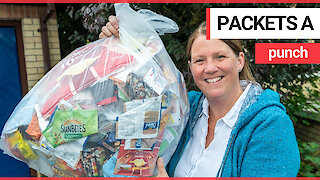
top-left (159, 127), bottom-right (178, 155)
top-left (43, 109), bottom-right (98, 148)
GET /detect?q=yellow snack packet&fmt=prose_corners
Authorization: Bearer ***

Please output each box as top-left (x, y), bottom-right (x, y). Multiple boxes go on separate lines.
top-left (6, 130), bottom-right (38, 160)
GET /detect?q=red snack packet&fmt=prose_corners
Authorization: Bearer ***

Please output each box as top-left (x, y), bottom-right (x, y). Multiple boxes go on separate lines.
top-left (114, 115), bottom-right (169, 176)
top-left (114, 140), bottom-right (161, 176)
top-left (25, 114), bottom-right (42, 140)
top-left (52, 158), bottom-right (86, 177)
top-left (41, 38), bottom-right (136, 119)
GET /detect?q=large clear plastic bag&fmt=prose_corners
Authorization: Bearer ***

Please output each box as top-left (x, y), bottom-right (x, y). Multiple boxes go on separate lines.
top-left (0, 3), bottom-right (189, 177)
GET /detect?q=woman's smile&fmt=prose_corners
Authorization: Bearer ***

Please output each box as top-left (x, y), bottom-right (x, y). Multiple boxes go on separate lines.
top-left (205, 76), bottom-right (223, 83)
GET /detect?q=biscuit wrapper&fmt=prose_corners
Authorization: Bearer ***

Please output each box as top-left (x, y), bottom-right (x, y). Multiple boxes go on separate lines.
top-left (0, 3), bottom-right (189, 177)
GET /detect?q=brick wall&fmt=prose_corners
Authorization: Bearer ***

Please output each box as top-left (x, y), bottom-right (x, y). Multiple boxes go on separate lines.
top-left (22, 18), bottom-right (44, 89)
top-left (0, 4), bottom-right (61, 90)
top-left (295, 120), bottom-right (320, 143)
top-left (47, 19), bottom-right (61, 68)
top-left (22, 18), bottom-right (61, 89)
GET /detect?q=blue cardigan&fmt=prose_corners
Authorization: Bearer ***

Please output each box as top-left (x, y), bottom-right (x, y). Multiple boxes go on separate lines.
top-left (167, 84), bottom-right (300, 177)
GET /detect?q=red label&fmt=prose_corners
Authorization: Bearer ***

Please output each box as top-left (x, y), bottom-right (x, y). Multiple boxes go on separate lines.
top-left (255, 43), bottom-right (320, 64)
top-left (0, 177), bottom-right (320, 179)
top-left (206, 8), bottom-right (210, 40)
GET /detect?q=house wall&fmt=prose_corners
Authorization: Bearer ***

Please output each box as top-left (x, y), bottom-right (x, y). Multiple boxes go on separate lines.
top-left (0, 4), bottom-right (61, 90)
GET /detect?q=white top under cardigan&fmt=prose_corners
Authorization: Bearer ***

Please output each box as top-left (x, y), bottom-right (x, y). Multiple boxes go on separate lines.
top-left (174, 82), bottom-right (251, 177)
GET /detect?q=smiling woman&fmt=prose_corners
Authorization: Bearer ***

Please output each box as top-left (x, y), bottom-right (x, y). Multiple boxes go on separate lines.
top-left (167, 22), bottom-right (300, 177)
top-left (101, 18), bottom-right (301, 177)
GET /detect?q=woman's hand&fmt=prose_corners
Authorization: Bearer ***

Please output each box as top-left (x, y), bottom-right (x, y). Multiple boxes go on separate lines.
top-left (156, 157), bottom-right (169, 177)
top-left (99, 15), bottom-right (120, 38)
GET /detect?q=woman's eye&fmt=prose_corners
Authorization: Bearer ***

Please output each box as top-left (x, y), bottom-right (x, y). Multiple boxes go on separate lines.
top-left (194, 59), bottom-right (204, 63)
top-left (217, 55), bottom-right (226, 60)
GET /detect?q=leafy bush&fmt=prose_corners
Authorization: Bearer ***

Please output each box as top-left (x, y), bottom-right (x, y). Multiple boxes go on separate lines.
top-left (298, 141), bottom-right (320, 177)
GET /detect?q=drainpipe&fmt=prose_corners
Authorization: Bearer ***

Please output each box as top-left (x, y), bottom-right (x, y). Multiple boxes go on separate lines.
top-left (40, 3), bottom-right (55, 73)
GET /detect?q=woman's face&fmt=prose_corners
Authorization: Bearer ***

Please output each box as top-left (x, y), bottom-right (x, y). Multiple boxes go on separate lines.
top-left (189, 36), bottom-right (244, 101)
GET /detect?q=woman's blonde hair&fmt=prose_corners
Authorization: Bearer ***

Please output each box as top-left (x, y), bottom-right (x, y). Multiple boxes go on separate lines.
top-left (186, 22), bottom-right (255, 82)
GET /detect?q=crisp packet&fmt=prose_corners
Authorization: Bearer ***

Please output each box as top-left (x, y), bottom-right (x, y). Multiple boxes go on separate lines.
top-left (124, 138), bottom-right (157, 150)
top-left (143, 68), bottom-right (168, 95)
top-left (159, 127), bottom-right (178, 155)
top-left (5, 130), bottom-right (38, 161)
top-left (114, 140), bottom-right (161, 176)
top-left (81, 147), bottom-right (109, 177)
top-left (90, 79), bottom-right (118, 106)
top-left (52, 158), bottom-right (86, 177)
top-left (25, 114), bottom-right (42, 140)
top-left (116, 96), bottom-right (162, 139)
top-left (125, 72), bottom-right (158, 101)
top-left (98, 101), bottom-right (123, 133)
top-left (40, 39), bottom-right (136, 119)
top-left (43, 109), bottom-right (98, 147)
top-left (99, 131), bottom-right (120, 153)
top-left (81, 132), bottom-right (120, 177)
top-left (39, 134), bottom-right (87, 169)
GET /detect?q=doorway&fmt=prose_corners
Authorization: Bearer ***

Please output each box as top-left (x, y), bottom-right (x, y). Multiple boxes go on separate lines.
top-left (0, 20), bottom-right (29, 177)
